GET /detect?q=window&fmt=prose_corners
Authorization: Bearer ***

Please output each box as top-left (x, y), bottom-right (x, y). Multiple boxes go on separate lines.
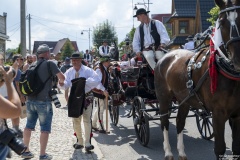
top-left (179, 21), bottom-right (189, 34)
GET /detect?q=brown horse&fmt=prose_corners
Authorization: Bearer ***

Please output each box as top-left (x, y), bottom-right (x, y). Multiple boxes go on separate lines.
top-left (154, 0), bottom-right (240, 159)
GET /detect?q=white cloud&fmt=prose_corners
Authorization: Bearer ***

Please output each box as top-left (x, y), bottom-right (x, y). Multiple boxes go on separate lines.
top-left (0, 0), bottom-right (171, 52)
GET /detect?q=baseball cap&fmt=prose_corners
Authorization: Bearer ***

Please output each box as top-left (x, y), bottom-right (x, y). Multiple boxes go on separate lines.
top-left (37, 44), bottom-right (50, 54)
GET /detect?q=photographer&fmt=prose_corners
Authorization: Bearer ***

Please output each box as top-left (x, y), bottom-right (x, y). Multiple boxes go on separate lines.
top-left (22, 44), bottom-right (65, 160)
top-left (0, 64), bottom-right (22, 159)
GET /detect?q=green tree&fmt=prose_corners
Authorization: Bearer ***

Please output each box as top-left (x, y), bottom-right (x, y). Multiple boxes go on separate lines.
top-left (118, 27), bottom-right (136, 50)
top-left (62, 40), bottom-right (74, 60)
top-left (92, 20), bottom-right (118, 48)
top-left (207, 5), bottom-right (220, 26)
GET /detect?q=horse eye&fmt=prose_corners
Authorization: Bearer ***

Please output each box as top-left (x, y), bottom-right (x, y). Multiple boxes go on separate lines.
top-left (218, 17), bottom-right (225, 27)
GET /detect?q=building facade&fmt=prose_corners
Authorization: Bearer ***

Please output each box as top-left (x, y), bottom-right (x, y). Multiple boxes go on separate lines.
top-left (0, 12), bottom-right (9, 56)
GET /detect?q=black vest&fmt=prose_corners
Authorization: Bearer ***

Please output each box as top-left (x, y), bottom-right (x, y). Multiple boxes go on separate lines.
top-left (102, 46), bottom-right (110, 54)
top-left (139, 19), bottom-right (161, 51)
top-left (102, 67), bottom-right (109, 89)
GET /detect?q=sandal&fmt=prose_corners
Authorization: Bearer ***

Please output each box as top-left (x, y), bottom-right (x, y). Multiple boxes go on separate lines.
top-left (73, 144), bottom-right (84, 149)
top-left (99, 130), bottom-right (107, 134)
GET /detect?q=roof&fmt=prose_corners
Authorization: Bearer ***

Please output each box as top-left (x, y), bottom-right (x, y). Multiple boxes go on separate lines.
top-left (168, 36), bottom-right (188, 46)
top-left (170, 0), bottom-right (196, 19)
top-left (33, 38), bottom-right (79, 55)
top-left (199, 0), bottom-right (215, 31)
top-left (151, 14), bottom-right (171, 23)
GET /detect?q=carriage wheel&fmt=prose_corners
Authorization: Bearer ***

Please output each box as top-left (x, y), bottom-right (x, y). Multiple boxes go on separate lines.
top-left (195, 109), bottom-right (214, 140)
top-left (132, 96), bottom-right (150, 146)
top-left (109, 104), bottom-right (119, 126)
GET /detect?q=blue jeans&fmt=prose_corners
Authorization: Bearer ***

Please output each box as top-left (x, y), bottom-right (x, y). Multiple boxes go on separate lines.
top-left (0, 144), bottom-right (8, 159)
top-left (26, 101), bottom-right (53, 133)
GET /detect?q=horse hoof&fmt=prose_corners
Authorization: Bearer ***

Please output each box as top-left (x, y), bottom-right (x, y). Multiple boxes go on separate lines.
top-left (165, 155), bottom-right (174, 160)
top-left (178, 156), bottom-right (187, 160)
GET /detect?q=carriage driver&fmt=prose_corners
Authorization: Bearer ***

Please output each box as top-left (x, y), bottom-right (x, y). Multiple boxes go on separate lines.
top-left (132, 8), bottom-right (170, 70)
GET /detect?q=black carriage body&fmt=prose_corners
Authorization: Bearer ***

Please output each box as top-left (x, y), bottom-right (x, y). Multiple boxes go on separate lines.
top-left (121, 66), bottom-right (156, 100)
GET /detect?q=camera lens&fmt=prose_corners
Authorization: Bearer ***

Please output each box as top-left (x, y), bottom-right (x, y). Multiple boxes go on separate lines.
top-left (51, 94), bottom-right (61, 108)
top-left (8, 137), bottom-right (27, 155)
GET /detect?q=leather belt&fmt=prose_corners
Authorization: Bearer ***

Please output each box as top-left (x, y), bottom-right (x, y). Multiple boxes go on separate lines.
top-left (143, 46), bottom-right (153, 51)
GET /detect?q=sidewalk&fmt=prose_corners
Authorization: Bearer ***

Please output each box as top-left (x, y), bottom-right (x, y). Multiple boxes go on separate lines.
top-left (8, 92), bottom-right (104, 160)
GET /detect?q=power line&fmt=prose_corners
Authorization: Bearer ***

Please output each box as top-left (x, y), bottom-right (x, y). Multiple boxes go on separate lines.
top-left (32, 15), bottom-right (89, 27)
top-left (31, 14), bottom-right (132, 29)
top-left (32, 19), bottom-right (87, 41)
top-left (9, 25), bottom-right (21, 37)
top-left (8, 23), bottom-right (21, 33)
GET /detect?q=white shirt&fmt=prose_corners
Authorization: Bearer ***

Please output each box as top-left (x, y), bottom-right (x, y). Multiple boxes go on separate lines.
top-left (99, 45), bottom-right (110, 57)
top-left (58, 65), bottom-right (104, 93)
top-left (133, 19), bottom-right (170, 53)
top-left (184, 41), bottom-right (195, 50)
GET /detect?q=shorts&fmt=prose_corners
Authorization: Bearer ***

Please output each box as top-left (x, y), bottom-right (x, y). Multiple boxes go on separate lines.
top-left (0, 144), bottom-right (8, 159)
top-left (26, 101), bottom-right (53, 133)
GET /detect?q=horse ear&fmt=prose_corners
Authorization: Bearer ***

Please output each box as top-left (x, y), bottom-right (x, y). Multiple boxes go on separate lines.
top-left (215, 0), bottom-right (225, 9)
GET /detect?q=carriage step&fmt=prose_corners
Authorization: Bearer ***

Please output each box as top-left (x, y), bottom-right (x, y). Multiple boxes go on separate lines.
top-left (140, 108), bottom-right (159, 112)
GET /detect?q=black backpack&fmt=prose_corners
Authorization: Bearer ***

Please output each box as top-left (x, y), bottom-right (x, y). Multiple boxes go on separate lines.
top-left (19, 60), bottom-right (51, 96)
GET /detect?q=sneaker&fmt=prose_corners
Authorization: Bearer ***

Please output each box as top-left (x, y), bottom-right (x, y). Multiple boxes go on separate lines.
top-left (21, 151), bottom-right (34, 159)
top-left (39, 154), bottom-right (52, 160)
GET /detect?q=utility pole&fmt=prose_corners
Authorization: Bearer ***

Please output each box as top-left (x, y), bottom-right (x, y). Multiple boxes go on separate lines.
top-left (20, 0), bottom-right (27, 57)
top-left (28, 14), bottom-right (31, 54)
top-left (81, 28), bottom-right (92, 51)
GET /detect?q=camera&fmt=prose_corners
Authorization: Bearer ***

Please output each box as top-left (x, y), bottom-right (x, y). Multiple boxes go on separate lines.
top-left (0, 66), bottom-right (15, 82)
top-left (49, 89), bottom-right (61, 108)
top-left (0, 129), bottom-right (27, 155)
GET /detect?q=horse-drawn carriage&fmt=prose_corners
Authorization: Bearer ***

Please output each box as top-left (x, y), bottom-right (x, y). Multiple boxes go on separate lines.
top-left (106, 1), bottom-right (240, 158)
top-left (108, 43), bottom-right (214, 147)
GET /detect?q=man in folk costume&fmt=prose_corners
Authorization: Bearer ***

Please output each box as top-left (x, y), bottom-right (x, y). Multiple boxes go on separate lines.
top-left (92, 56), bottom-right (111, 133)
top-left (132, 8), bottom-right (170, 71)
top-left (84, 49), bottom-right (93, 64)
top-left (58, 52), bottom-right (108, 152)
top-left (99, 40), bottom-right (110, 57)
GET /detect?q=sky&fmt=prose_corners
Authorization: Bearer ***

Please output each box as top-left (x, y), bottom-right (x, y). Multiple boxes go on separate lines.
top-left (0, 0), bottom-right (171, 53)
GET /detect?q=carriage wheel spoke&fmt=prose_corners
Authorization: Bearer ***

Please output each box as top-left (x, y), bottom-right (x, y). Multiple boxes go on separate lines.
top-left (206, 119), bottom-right (213, 137)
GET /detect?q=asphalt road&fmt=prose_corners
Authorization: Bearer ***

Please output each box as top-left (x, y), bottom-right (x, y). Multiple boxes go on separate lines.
top-left (93, 103), bottom-right (233, 160)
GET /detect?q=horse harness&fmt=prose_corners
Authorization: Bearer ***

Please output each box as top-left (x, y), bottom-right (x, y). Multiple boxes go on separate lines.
top-left (177, 49), bottom-right (210, 109)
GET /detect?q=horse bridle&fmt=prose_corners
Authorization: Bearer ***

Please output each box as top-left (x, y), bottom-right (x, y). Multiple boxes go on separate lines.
top-left (219, 6), bottom-right (240, 49)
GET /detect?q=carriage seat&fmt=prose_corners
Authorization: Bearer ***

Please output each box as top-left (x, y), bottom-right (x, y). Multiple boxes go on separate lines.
top-left (120, 67), bottom-right (140, 82)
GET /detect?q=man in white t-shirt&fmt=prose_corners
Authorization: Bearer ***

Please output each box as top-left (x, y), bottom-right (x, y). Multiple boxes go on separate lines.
top-left (184, 35), bottom-right (195, 50)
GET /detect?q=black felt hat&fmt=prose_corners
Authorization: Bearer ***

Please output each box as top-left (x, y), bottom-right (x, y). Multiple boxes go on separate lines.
top-left (70, 52), bottom-right (84, 59)
top-left (133, 8), bottom-right (150, 17)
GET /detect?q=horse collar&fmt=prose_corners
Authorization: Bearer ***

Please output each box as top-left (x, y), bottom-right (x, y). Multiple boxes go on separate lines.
top-left (215, 54), bottom-right (240, 81)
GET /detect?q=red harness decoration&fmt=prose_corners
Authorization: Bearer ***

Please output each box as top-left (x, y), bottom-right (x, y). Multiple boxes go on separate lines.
top-left (208, 36), bottom-right (218, 94)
